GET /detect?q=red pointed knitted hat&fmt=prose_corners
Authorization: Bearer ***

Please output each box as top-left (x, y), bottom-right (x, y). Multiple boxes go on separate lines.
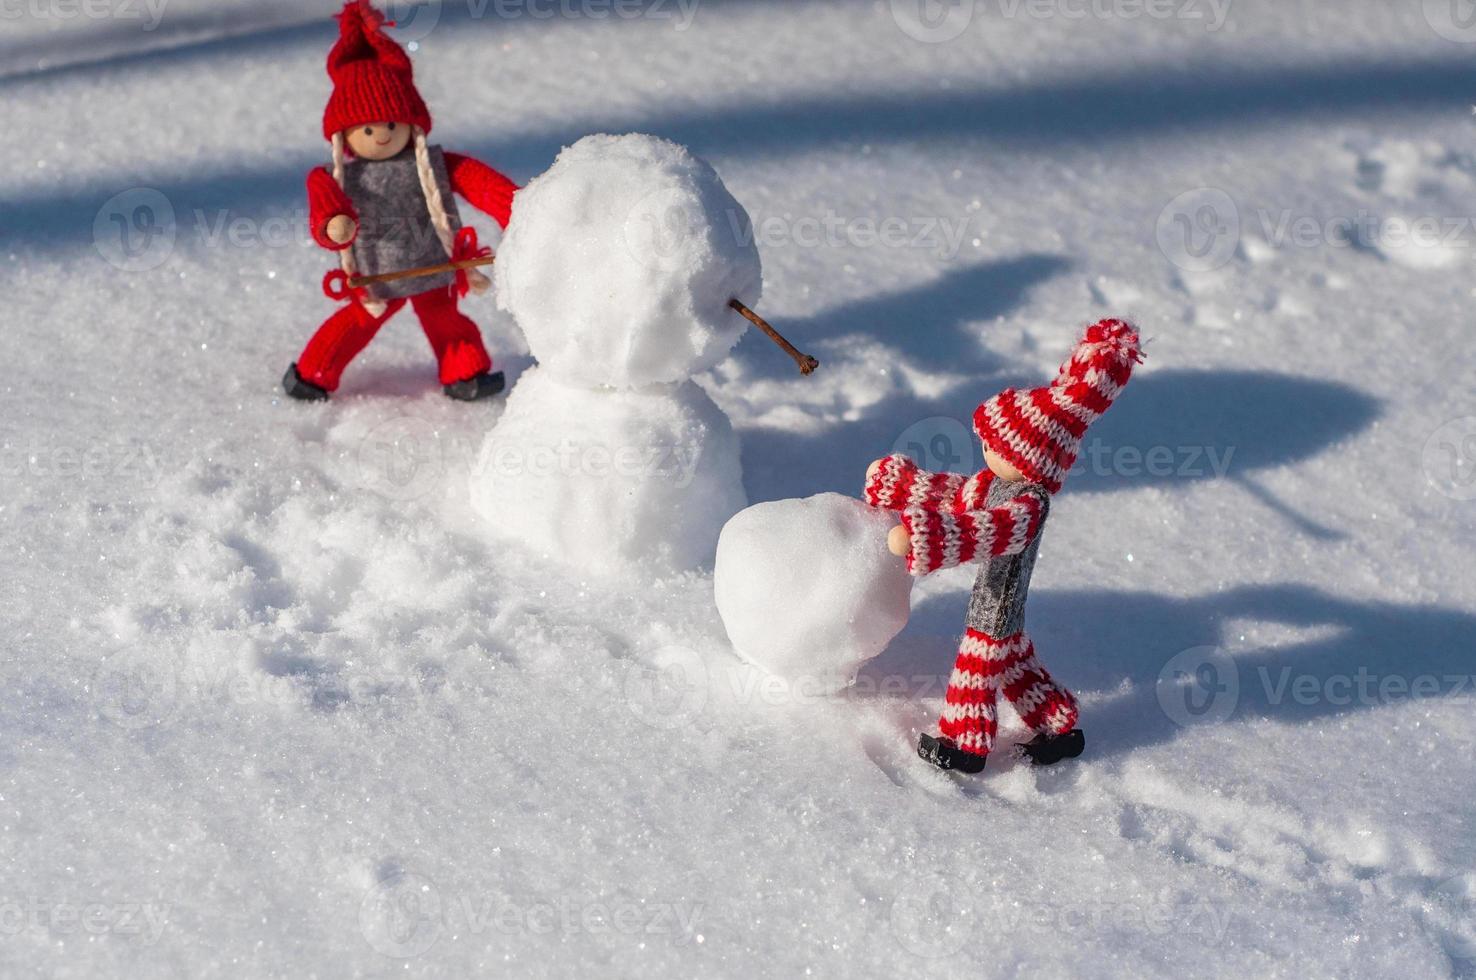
top-left (974, 318), bottom-right (1145, 494)
top-left (322, 1), bottom-right (431, 141)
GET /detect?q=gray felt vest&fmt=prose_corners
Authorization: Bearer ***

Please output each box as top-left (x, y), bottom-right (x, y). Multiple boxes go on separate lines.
top-left (342, 145), bottom-right (462, 301)
top-left (964, 478), bottom-right (1051, 640)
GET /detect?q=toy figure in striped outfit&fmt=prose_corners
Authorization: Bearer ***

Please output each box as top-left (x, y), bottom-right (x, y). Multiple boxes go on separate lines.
top-left (864, 319), bottom-right (1144, 774)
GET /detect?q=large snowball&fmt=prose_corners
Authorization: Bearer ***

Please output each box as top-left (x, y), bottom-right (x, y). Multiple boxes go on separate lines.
top-left (714, 494), bottom-right (913, 694)
top-left (495, 133), bottom-right (763, 389)
top-left (469, 368), bottom-right (747, 578)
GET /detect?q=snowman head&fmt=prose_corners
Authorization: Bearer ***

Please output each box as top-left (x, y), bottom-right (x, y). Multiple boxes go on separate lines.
top-left (495, 134), bottom-right (764, 390)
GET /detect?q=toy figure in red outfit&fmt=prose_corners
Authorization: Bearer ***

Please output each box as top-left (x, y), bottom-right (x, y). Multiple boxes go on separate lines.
top-left (284, 1), bottom-right (519, 402)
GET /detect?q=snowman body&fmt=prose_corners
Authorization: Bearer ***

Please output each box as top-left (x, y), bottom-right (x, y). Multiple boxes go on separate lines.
top-left (470, 134), bottom-right (760, 578)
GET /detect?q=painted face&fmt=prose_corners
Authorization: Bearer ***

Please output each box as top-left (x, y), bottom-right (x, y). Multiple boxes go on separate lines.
top-left (345, 121), bottom-right (412, 161)
top-left (984, 446), bottom-right (1025, 483)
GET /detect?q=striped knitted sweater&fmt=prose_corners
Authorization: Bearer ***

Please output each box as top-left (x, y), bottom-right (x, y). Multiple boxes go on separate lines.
top-left (864, 454), bottom-right (1048, 576)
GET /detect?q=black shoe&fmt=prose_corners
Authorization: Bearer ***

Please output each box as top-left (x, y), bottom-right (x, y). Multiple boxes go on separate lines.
top-left (444, 371), bottom-right (505, 402)
top-left (283, 363), bottom-right (329, 402)
top-left (917, 733), bottom-right (988, 774)
top-left (1020, 730), bottom-right (1085, 767)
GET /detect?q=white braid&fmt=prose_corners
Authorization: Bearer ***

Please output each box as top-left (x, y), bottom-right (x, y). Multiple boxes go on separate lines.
top-left (416, 126), bottom-right (489, 294)
top-left (413, 127), bottom-right (457, 257)
top-left (331, 132), bottom-right (387, 316)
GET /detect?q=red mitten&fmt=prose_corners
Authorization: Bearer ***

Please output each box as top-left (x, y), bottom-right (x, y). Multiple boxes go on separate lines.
top-left (306, 167), bottom-right (357, 251)
top-left (864, 454), bottom-right (918, 509)
top-left (865, 454), bottom-right (996, 513)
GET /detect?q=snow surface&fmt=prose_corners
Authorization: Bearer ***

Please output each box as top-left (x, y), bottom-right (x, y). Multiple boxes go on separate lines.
top-left (494, 133), bottom-right (762, 388)
top-left (4, 1), bottom-right (1476, 977)
top-left (470, 367), bottom-right (745, 577)
top-left (715, 493), bottom-right (912, 694)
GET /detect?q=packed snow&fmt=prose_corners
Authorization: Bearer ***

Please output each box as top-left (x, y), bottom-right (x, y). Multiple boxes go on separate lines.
top-left (4, 1), bottom-right (1476, 978)
top-left (715, 493), bottom-right (913, 694)
top-left (470, 367), bottom-right (745, 577)
top-left (474, 134), bottom-right (752, 576)
top-left (494, 133), bottom-right (762, 389)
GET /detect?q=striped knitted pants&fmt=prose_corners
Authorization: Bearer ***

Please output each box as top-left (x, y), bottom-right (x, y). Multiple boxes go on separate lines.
top-left (939, 630), bottom-right (1079, 758)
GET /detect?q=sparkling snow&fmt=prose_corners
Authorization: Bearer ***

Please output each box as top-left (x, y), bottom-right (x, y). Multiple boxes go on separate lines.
top-left (2, 1), bottom-right (1475, 977)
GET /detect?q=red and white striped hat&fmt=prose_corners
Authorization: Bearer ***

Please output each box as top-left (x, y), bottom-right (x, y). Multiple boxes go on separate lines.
top-left (973, 318), bottom-right (1145, 494)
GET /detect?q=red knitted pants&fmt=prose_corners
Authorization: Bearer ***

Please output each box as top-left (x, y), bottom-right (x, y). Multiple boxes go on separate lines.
top-left (296, 287), bottom-right (493, 391)
top-left (939, 629), bottom-right (1079, 758)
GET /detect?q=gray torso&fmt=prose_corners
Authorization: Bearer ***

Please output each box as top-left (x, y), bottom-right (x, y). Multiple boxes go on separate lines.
top-left (964, 478), bottom-right (1051, 640)
top-left (343, 145), bottom-right (462, 300)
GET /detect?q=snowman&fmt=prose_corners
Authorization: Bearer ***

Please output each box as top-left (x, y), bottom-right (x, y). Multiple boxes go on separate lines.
top-left (469, 134), bottom-right (761, 578)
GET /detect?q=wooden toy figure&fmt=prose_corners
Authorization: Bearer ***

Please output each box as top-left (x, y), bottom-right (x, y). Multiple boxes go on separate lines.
top-left (283, 0), bottom-right (519, 402)
top-left (864, 319), bottom-right (1144, 774)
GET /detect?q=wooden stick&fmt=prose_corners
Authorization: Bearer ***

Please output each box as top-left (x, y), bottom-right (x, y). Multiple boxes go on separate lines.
top-left (348, 255), bottom-right (496, 289)
top-left (729, 298), bottom-right (820, 376)
top-left (348, 262), bottom-right (819, 379)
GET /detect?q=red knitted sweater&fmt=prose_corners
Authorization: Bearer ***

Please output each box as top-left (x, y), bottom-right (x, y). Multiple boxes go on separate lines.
top-left (864, 454), bottom-right (1047, 575)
